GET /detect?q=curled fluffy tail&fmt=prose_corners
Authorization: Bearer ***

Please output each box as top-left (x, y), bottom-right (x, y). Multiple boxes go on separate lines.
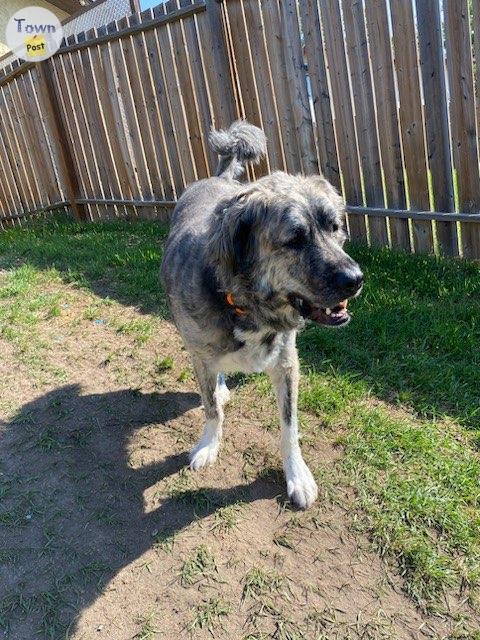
top-left (209, 120), bottom-right (267, 180)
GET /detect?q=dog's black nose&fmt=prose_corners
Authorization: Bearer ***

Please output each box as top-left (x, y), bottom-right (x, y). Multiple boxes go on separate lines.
top-left (332, 266), bottom-right (363, 295)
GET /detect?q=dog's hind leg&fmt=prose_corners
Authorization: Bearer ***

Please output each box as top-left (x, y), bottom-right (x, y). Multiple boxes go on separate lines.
top-left (190, 357), bottom-right (225, 470)
top-left (267, 334), bottom-right (318, 509)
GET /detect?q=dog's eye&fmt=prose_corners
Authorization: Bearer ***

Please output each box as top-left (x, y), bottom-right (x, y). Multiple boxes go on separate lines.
top-left (331, 222), bottom-right (339, 233)
top-left (284, 228), bottom-right (307, 249)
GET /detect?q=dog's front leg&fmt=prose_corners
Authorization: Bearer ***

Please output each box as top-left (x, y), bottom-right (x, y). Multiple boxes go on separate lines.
top-left (189, 356), bottom-right (227, 470)
top-left (268, 335), bottom-right (318, 509)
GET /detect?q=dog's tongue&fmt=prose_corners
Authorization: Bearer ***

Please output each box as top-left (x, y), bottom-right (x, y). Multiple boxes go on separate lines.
top-left (310, 299), bottom-right (350, 327)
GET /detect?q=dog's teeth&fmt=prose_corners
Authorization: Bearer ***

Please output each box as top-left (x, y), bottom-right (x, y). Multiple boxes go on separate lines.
top-left (325, 308), bottom-right (331, 316)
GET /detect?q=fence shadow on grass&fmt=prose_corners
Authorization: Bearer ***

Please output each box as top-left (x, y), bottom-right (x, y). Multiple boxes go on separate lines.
top-left (0, 383), bottom-right (281, 638)
top-left (0, 216), bottom-right (171, 316)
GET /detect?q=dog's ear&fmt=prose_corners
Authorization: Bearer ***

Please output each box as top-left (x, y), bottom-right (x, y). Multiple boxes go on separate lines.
top-left (209, 192), bottom-right (261, 280)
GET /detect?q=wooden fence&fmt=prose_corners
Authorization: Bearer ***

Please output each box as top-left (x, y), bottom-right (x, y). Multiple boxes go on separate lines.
top-left (1, 0), bottom-right (480, 259)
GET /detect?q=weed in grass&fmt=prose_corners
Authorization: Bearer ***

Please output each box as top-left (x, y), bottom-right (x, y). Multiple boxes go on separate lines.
top-left (0, 510), bottom-right (24, 527)
top-left (154, 356), bottom-right (174, 374)
top-left (166, 469), bottom-right (194, 500)
top-left (211, 502), bottom-right (244, 534)
top-left (242, 567), bottom-right (287, 601)
top-left (0, 549), bottom-right (21, 564)
top-left (304, 606), bottom-right (397, 639)
top-left (177, 368), bottom-right (191, 382)
top-left (115, 318), bottom-right (154, 345)
top-left (272, 616), bottom-right (306, 640)
top-left (180, 545), bottom-right (217, 586)
top-left (189, 598), bottom-right (230, 634)
top-left (299, 368), bottom-right (367, 425)
top-left (0, 586), bottom-right (69, 639)
top-left (153, 529), bottom-right (176, 553)
top-left (273, 532), bottom-right (295, 550)
top-left (135, 612), bottom-right (161, 639)
top-left (92, 507), bottom-right (123, 527)
top-left (36, 426), bottom-right (63, 452)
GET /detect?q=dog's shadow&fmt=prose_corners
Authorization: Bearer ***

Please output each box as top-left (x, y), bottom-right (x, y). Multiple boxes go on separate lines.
top-left (0, 384), bottom-right (280, 637)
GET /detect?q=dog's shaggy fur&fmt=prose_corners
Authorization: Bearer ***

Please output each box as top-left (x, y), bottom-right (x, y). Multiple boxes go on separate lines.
top-left (161, 121), bottom-right (363, 508)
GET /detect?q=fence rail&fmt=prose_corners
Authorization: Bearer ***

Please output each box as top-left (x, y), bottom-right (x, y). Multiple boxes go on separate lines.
top-left (1, 0), bottom-right (480, 259)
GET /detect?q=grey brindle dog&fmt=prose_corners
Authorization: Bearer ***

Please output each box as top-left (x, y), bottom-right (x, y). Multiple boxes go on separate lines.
top-left (161, 121), bottom-right (363, 509)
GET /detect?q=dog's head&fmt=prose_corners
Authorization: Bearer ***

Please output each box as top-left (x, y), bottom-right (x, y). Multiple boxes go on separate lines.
top-left (209, 172), bottom-right (363, 329)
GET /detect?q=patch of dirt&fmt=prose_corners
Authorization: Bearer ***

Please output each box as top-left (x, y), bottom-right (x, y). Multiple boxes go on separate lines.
top-left (0, 281), bottom-right (473, 639)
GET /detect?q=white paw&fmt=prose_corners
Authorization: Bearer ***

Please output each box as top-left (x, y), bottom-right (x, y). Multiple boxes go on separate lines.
top-left (189, 440), bottom-right (219, 471)
top-left (215, 383), bottom-right (231, 406)
top-left (284, 456), bottom-right (318, 509)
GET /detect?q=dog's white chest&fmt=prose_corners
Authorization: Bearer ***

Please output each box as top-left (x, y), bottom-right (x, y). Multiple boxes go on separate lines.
top-left (217, 328), bottom-right (282, 373)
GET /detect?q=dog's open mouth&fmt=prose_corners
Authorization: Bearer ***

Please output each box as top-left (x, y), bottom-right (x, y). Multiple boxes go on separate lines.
top-left (288, 295), bottom-right (350, 327)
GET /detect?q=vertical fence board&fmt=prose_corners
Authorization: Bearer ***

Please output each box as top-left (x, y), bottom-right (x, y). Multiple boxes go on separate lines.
top-left (37, 59), bottom-right (86, 221)
top-left (6, 80), bottom-right (43, 209)
top-left (241, 0), bottom-right (285, 172)
top-left (121, 15), bottom-right (166, 202)
top-left (364, 0), bottom-right (407, 249)
top-left (153, 4), bottom-right (197, 186)
top-left (319, 0), bottom-right (366, 241)
top-left (472, 0), bottom-right (480, 169)
top-left (280, 0), bottom-right (319, 175)
top-left (390, 0), bottom-right (433, 253)
top-left (13, 76), bottom-right (51, 205)
top-left (165, 0), bottom-right (209, 178)
top-left (223, 0), bottom-right (269, 177)
top-left (0, 117), bottom-right (22, 215)
top-left (261, 0), bottom-right (302, 174)
top-left (140, 11), bottom-right (184, 197)
top-left (96, 28), bottom-right (141, 204)
top-left (195, 0), bottom-right (237, 132)
top-left (66, 35), bottom-right (105, 218)
top-left (343, 0), bottom-right (387, 246)
top-left (18, 71), bottom-right (62, 206)
top-left (53, 51), bottom-right (97, 218)
top-left (0, 87), bottom-right (31, 213)
top-left (298, 0), bottom-right (339, 187)
top-left (177, 0), bottom-right (217, 173)
top-left (87, 30), bottom-right (134, 210)
top-left (109, 19), bottom-right (153, 204)
top-left (0, 84), bottom-right (37, 211)
top-left (416, 0), bottom-right (458, 256)
top-left (76, 34), bottom-right (117, 211)
top-left (446, 0), bottom-right (480, 259)
top-left (132, 14), bottom-right (175, 199)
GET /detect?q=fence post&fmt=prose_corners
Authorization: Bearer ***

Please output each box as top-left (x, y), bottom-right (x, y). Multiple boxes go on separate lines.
top-left (36, 59), bottom-right (87, 221)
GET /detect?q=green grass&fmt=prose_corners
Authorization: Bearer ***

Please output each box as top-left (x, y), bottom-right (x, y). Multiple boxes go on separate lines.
top-left (135, 612), bottom-right (161, 639)
top-left (1, 217), bottom-right (480, 614)
top-left (0, 216), bottom-right (168, 312)
top-left (298, 246), bottom-right (480, 430)
top-left (179, 545), bottom-right (217, 586)
top-left (211, 502), bottom-right (244, 534)
top-left (340, 407), bottom-right (480, 607)
top-left (243, 567), bottom-right (287, 602)
top-left (189, 598), bottom-right (231, 634)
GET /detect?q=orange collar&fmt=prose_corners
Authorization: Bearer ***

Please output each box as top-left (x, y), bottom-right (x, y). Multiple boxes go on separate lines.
top-left (226, 292), bottom-right (247, 316)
